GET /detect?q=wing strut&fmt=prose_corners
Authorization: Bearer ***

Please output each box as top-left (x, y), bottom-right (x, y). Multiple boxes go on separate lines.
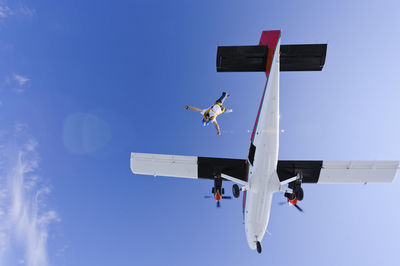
top-left (221, 173), bottom-right (248, 187)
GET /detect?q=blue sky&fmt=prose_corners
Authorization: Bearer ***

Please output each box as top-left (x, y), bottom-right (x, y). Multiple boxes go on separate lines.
top-left (1, 0), bottom-right (400, 265)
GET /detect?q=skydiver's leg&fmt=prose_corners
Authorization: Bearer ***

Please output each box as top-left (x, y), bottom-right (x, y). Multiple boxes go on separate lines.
top-left (215, 92), bottom-right (232, 114)
top-left (215, 92), bottom-right (229, 105)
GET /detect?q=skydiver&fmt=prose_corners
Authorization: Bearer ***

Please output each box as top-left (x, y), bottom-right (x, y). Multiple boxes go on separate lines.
top-left (184, 92), bottom-right (232, 135)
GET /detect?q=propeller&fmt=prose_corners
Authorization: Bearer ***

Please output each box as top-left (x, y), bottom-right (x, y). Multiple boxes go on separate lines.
top-left (278, 200), bottom-right (304, 212)
top-left (204, 196), bottom-right (232, 199)
top-left (293, 204), bottom-right (304, 212)
top-left (204, 195), bottom-right (232, 208)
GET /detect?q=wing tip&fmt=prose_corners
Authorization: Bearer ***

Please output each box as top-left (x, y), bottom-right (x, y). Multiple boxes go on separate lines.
top-left (130, 152), bottom-right (139, 174)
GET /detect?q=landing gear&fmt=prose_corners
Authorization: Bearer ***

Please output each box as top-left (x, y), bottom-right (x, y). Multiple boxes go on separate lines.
top-left (232, 184), bottom-right (240, 198)
top-left (294, 186), bottom-right (304, 201)
top-left (256, 241), bottom-right (262, 254)
top-left (287, 178), bottom-right (304, 201)
top-left (284, 192), bottom-right (296, 201)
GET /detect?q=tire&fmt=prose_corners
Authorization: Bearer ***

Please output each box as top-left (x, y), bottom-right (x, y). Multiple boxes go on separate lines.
top-left (232, 184), bottom-right (240, 198)
top-left (256, 241), bottom-right (262, 254)
top-left (295, 187), bottom-right (304, 201)
top-left (222, 188), bottom-right (225, 195)
top-left (212, 187), bottom-right (215, 194)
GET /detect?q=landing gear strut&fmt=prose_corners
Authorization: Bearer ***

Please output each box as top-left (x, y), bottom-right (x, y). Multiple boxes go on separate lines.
top-left (256, 241), bottom-right (262, 254)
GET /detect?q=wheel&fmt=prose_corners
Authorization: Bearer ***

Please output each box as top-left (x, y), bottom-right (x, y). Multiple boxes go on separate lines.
top-left (295, 187), bottom-right (304, 201)
top-left (256, 241), bottom-right (262, 254)
top-left (212, 187), bottom-right (215, 194)
top-left (232, 184), bottom-right (240, 198)
top-left (222, 188), bottom-right (225, 195)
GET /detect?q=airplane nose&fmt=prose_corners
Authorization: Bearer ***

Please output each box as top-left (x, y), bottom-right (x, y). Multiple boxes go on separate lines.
top-left (247, 238), bottom-right (256, 250)
top-left (245, 223), bottom-right (258, 249)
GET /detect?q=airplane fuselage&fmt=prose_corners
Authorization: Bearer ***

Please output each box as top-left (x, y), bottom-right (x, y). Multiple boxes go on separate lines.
top-left (243, 33), bottom-right (281, 249)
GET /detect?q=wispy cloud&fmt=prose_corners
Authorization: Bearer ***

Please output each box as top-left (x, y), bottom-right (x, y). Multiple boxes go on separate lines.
top-left (0, 5), bottom-right (12, 19)
top-left (0, 124), bottom-right (59, 266)
top-left (13, 73), bottom-right (30, 87)
top-left (1, 72), bottom-right (31, 93)
top-left (0, 1), bottom-right (36, 22)
top-left (17, 6), bottom-right (35, 17)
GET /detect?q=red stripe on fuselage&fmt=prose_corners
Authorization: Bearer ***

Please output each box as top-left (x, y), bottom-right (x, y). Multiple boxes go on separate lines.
top-left (242, 190), bottom-right (247, 218)
top-left (242, 160), bottom-right (249, 217)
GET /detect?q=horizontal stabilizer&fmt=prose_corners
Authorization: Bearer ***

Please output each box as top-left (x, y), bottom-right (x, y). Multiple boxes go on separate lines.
top-left (280, 44), bottom-right (327, 71)
top-left (131, 152), bottom-right (248, 181)
top-left (216, 44), bottom-right (327, 72)
top-left (277, 160), bottom-right (399, 184)
top-left (216, 46), bottom-right (268, 72)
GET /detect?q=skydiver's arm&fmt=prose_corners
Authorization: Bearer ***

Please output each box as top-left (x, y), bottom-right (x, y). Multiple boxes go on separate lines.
top-left (184, 106), bottom-right (202, 113)
top-left (212, 120), bottom-right (221, 135)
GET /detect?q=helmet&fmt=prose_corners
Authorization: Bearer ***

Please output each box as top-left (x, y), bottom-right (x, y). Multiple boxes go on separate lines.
top-left (202, 118), bottom-right (210, 126)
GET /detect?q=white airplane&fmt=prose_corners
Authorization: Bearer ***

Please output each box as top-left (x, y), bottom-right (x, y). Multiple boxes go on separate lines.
top-left (130, 30), bottom-right (400, 253)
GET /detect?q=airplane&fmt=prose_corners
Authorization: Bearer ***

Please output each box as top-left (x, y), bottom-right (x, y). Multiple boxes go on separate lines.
top-left (130, 30), bottom-right (400, 254)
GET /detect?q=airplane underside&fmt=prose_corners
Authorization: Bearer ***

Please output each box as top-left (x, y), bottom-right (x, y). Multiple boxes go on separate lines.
top-left (243, 31), bottom-right (281, 251)
top-left (130, 30), bottom-right (399, 254)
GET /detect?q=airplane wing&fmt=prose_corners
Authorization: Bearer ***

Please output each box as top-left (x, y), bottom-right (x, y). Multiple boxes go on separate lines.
top-left (277, 160), bottom-right (400, 184)
top-left (131, 152), bottom-right (248, 182)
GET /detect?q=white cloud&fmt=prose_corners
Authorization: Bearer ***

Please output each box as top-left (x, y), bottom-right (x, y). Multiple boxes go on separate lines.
top-left (17, 6), bottom-right (35, 17)
top-left (13, 73), bottom-right (30, 86)
top-left (0, 1), bottom-right (35, 22)
top-left (0, 5), bottom-right (12, 19)
top-left (0, 125), bottom-right (59, 266)
top-left (1, 73), bottom-right (31, 93)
